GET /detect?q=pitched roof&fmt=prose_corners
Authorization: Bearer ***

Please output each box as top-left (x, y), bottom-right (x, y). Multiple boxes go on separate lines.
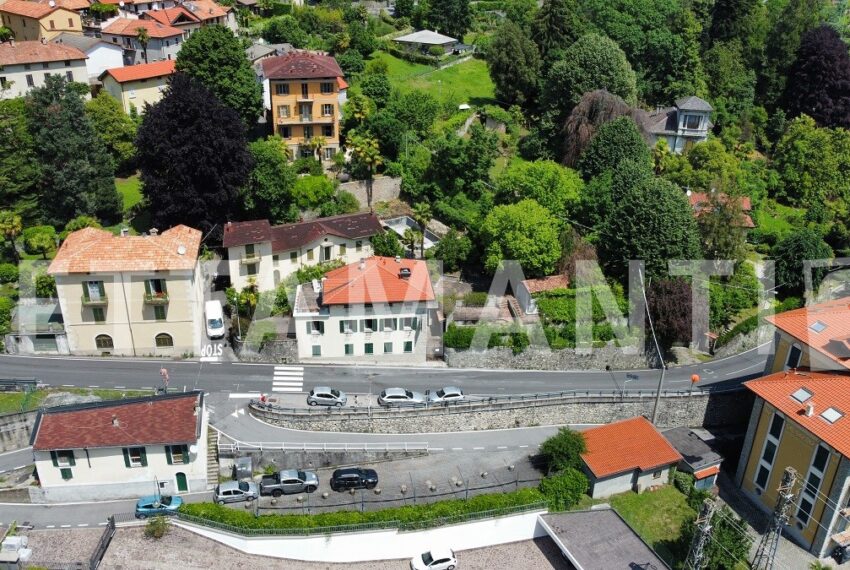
top-left (34, 0), bottom-right (91, 11)
top-left (0, 40), bottom-right (86, 66)
top-left (31, 391), bottom-right (203, 450)
top-left (676, 95), bottom-right (713, 112)
top-left (522, 274), bottom-right (569, 294)
top-left (53, 32), bottom-right (116, 52)
top-left (182, 0), bottom-right (229, 20)
top-left (393, 29), bottom-right (458, 45)
top-left (142, 5), bottom-right (200, 26)
top-left (100, 59), bottom-right (175, 82)
top-left (261, 51), bottom-right (343, 80)
top-left (745, 370), bottom-right (850, 458)
top-left (688, 191), bottom-right (755, 228)
top-left (320, 256), bottom-right (435, 306)
top-left (581, 416), bottom-right (682, 478)
top-left (223, 213), bottom-right (383, 252)
top-left (102, 18), bottom-right (183, 38)
top-left (767, 297), bottom-right (850, 370)
top-left (48, 225), bottom-right (201, 274)
top-left (0, 0), bottom-right (58, 18)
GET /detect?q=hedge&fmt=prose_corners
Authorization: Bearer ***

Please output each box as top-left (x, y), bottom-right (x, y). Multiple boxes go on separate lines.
top-left (179, 487), bottom-right (544, 530)
top-left (715, 296), bottom-right (803, 348)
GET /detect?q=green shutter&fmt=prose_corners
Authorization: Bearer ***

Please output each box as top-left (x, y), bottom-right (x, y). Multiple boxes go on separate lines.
top-left (339, 321), bottom-right (345, 333)
top-left (68, 450), bottom-right (75, 466)
top-left (97, 281), bottom-right (105, 296)
top-left (51, 451), bottom-right (58, 467)
top-left (183, 445), bottom-right (190, 463)
top-left (160, 280), bottom-right (167, 294)
top-left (81, 283), bottom-right (88, 300)
top-left (144, 280), bottom-right (151, 294)
top-left (165, 445), bottom-right (172, 465)
top-left (306, 322), bottom-right (311, 334)
top-left (139, 447), bottom-right (147, 467)
top-left (122, 448), bottom-right (130, 468)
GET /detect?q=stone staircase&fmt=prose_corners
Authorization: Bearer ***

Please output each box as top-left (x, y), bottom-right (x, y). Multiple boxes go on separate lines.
top-left (206, 427), bottom-right (219, 489)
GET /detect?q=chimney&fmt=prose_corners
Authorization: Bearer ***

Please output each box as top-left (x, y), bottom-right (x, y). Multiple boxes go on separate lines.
top-left (41, 37), bottom-right (47, 45)
top-left (394, 255), bottom-right (401, 263)
top-left (399, 267), bottom-right (411, 279)
top-left (805, 403), bottom-right (815, 417)
top-left (149, 228), bottom-right (159, 236)
top-left (359, 258), bottom-right (365, 271)
top-left (111, 415), bottom-right (119, 427)
top-left (120, 227), bottom-right (129, 237)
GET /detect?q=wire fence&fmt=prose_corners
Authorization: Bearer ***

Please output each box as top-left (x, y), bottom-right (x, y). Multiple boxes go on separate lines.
top-left (217, 441), bottom-right (430, 455)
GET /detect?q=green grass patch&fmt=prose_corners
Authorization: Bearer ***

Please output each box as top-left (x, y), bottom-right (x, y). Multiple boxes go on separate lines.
top-left (0, 387), bottom-right (151, 414)
top-left (116, 175), bottom-right (143, 213)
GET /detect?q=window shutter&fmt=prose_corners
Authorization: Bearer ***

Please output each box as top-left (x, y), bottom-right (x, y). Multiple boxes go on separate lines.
top-left (139, 447), bottom-right (147, 467)
top-left (306, 322), bottom-right (312, 334)
top-left (51, 451), bottom-right (58, 467)
top-left (183, 445), bottom-right (190, 463)
top-left (339, 321), bottom-right (345, 333)
top-left (122, 448), bottom-right (131, 468)
top-left (97, 281), bottom-right (105, 296)
top-left (165, 445), bottom-right (173, 465)
top-left (68, 450), bottom-right (76, 466)
top-left (144, 280), bottom-right (151, 295)
top-left (161, 280), bottom-right (168, 294)
top-left (81, 283), bottom-right (88, 299)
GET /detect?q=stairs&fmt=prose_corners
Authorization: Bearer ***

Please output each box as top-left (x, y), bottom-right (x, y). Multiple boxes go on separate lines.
top-left (205, 427), bottom-right (220, 489)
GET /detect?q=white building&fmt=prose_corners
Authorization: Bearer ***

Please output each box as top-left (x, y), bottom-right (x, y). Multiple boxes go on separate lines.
top-left (31, 391), bottom-right (210, 502)
top-left (0, 40), bottom-right (88, 99)
top-left (52, 32), bottom-right (124, 81)
top-left (101, 18), bottom-right (183, 65)
top-left (640, 96), bottom-right (713, 154)
top-left (222, 213), bottom-right (384, 293)
top-left (293, 256), bottom-right (437, 363)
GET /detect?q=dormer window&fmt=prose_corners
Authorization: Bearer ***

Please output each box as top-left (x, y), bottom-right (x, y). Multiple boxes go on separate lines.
top-left (684, 115), bottom-right (701, 130)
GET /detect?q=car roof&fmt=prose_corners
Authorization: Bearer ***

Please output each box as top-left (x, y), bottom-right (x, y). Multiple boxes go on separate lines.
top-left (384, 387), bottom-right (407, 396)
top-left (280, 469), bottom-right (299, 478)
top-left (428, 547), bottom-right (454, 559)
top-left (442, 386), bottom-right (462, 393)
top-left (218, 481), bottom-right (241, 490)
top-left (312, 386), bottom-right (333, 393)
top-left (334, 467), bottom-right (362, 475)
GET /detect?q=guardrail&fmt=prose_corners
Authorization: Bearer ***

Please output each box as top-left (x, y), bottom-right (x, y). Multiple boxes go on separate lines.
top-left (217, 441), bottom-right (429, 455)
top-left (173, 512), bottom-right (401, 536)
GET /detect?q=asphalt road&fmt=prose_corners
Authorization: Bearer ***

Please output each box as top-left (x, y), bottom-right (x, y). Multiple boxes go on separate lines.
top-left (0, 448), bottom-right (33, 476)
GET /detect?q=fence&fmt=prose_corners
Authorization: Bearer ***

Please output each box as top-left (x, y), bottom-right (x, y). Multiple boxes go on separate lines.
top-left (89, 515), bottom-right (115, 570)
top-left (217, 440), bottom-right (429, 455)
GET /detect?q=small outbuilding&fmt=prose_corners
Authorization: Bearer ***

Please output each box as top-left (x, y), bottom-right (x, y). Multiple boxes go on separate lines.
top-left (393, 30), bottom-right (460, 54)
top-left (664, 426), bottom-right (724, 490)
top-left (581, 416), bottom-right (682, 499)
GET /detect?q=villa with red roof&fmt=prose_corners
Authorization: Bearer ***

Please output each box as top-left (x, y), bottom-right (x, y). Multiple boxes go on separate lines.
top-left (293, 256), bottom-right (437, 362)
top-left (31, 391), bottom-right (209, 502)
top-left (100, 59), bottom-right (176, 114)
top-left (101, 18), bottom-right (184, 65)
top-left (0, 0), bottom-right (82, 42)
top-left (765, 296), bottom-right (850, 374)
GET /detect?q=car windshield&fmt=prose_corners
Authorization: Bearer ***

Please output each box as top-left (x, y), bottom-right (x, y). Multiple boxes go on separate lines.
top-left (331, 389), bottom-right (340, 397)
top-left (297, 471), bottom-right (306, 480)
top-left (436, 389), bottom-right (445, 398)
top-left (238, 482), bottom-right (249, 492)
top-left (208, 318), bottom-right (223, 328)
top-left (160, 496), bottom-right (173, 506)
top-left (422, 552), bottom-right (434, 565)
top-left (405, 390), bottom-right (414, 398)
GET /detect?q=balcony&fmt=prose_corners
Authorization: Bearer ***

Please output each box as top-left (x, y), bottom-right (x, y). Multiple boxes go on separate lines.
top-left (81, 294), bottom-right (108, 307)
top-left (241, 253), bottom-right (260, 265)
top-left (300, 115), bottom-right (313, 123)
top-left (143, 292), bottom-right (170, 305)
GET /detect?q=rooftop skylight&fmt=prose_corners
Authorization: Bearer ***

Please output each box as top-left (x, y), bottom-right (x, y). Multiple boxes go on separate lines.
top-left (810, 321), bottom-right (828, 333)
top-left (821, 407), bottom-right (844, 424)
top-left (791, 387), bottom-right (813, 404)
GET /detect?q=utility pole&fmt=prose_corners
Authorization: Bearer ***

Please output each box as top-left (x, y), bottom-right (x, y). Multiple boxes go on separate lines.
top-left (685, 498), bottom-right (717, 570)
top-left (752, 467), bottom-right (799, 570)
top-left (638, 268), bottom-right (666, 424)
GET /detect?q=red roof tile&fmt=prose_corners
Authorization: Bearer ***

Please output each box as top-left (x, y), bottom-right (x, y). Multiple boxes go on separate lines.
top-left (32, 392), bottom-right (202, 450)
top-left (101, 59), bottom-right (175, 83)
top-left (767, 296), bottom-right (850, 371)
top-left (321, 256), bottom-right (435, 305)
top-left (522, 274), bottom-right (569, 294)
top-left (261, 51), bottom-right (343, 80)
top-left (141, 6), bottom-right (200, 26)
top-left (103, 18), bottom-right (183, 38)
top-left (694, 465), bottom-right (720, 479)
top-left (182, 0), bottom-right (229, 20)
top-left (581, 416), bottom-right (683, 478)
top-left (0, 0), bottom-right (58, 18)
top-left (688, 191), bottom-right (755, 228)
top-left (746, 370), bottom-right (850, 458)
top-left (223, 213), bottom-right (383, 252)
top-left (34, 0), bottom-right (90, 11)
top-left (0, 40), bottom-right (86, 66)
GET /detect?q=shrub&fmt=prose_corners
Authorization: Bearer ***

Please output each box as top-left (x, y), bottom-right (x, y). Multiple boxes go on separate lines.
top-left (428, 45), bottom-right (445, 57)
top-left (144, 516), bottom-right (169, 539)
top-left (21, 226), bottom-right (57, 255)
top-left (462, 291), bottom-right (489, 307)
top-left (294, 259), bottom-right (344, 284)
top-left (673, 471), bottom-right (695, 497)
top-left (443, 323), bottom-right (476, 349)
top-left (0, 263), bottom-right (18, 284)
top-left (539, 468), bottom-right (588, 510)
top-left (539, 428), bottom-right (586, 474)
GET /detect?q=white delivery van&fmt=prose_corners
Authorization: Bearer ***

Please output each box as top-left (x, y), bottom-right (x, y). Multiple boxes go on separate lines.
top-left (205, 300), bottom-right (225, 340)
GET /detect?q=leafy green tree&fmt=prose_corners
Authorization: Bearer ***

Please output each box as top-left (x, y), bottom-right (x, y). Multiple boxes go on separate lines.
top-left (531, 0), bottom-right (585, 64)
top-left (539, 468), bottom-right (588, 509)
top-left (402, 227), bottom-right (422, 257)
top-left (0, 211), bottom-right (22, 262)
top-left (371, 230), bottom-right (404, 257)
top-left (496, 160), bottom-right (582, 216)
top-left (432, 228), bottom-right (472, 272)
top-left (85, 91), bottom-right (137, 174)
top-left (0, 26), bottom-right (12, 42)
top-left (427, 0), bottom-right (471, 40)
top-left (773, 228), bottom-right (833, 297)
top-left (25, 75), bottom-right (120, 226)
top-left (505, 0), bottom-right (537, 30)
top-left (576, 159), bottom-right (653, 232)
top-left (412, 202), bottom-right (432, 257)
top-left (347, 21), bottom-right (378, 57)
top-left (336, 50), bottom-right (365, 75)
top-left (319, 190), bottom-right (360, 217)
top-left (0, 99), bottom-right (39, 219)
top-left (577, 117), bottom-right (651, 180)
top-left (136, 74), bottom-right (252, 233)
top-left (366, 109), bottom-right (406, 161)
top-left (599, 176), bottom-right (701, 281)
top-left (176, 26), bottom-right (263, 126)
top-left (703, 40), bottom-right (756, 129)
top-left (709, 0), bottom-right (760, 44)
top-left (263, 15), bottom-right (309, 47)
top-left (679, 505), bottom-right (752, 569)
top-left (292, 175), bottom-right (335, 209)
top-left (244, 136), bottom-right (297, 223)
top-left (697, 190), bottom-right (749, 261)
top-left (395, 0), bottom-right (414, 17)
top-left (387, 91), bottom-right (440, 138)
top-left (360, 73), bottom-right (392, 108)
top-left (480, 199), bottom-right (561, 277)
top-left (539, 427), bottom-right (586, 473)
top-left (486, 22), bottom-right (541, 108)
top-left (25, 230), bottom-right (56, 259)
top-left (61, 215), bottom-right (101, 239)
top-left (647, 277), bottom-right (693, 347)
top-left (428, 124), bottom-right (499, 196)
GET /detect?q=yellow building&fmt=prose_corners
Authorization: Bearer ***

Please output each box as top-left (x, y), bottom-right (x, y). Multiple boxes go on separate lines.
top-left (0, 0), bottom-right (82, 41)
top-left (736, 370), bottom-right (850, 558)
top-left (100, 59), bottom-right (176, 114)
top-left (261, 51), bottom-right (346, 161)
top-left (765, 296), bottom-right (850, 374)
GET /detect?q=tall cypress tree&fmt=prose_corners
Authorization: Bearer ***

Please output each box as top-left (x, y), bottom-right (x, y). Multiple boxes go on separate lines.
top-left (531, 0), bottom-right (585, 64)
top-left (486, 21), bottom-right (542, 108)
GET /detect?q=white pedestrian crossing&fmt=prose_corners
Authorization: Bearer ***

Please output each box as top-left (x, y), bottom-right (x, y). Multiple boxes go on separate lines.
top-left (272, 365), bottom-right (304, 393)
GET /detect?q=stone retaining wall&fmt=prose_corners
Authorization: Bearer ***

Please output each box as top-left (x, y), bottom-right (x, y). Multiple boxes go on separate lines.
top-left (0, 410), bottom-right (37, 453)
top-left (250, 390), bottom-right (753, 434)
top-left (234, 339), bottom-right (299, 364)
top-left (339, 176), bottom-right (401, 209)
top-left (444, 346), bottom-right (656, 371)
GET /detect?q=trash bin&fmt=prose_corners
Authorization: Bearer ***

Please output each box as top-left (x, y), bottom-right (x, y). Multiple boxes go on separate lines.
top-left (234, 456), bottom-right (252, 480)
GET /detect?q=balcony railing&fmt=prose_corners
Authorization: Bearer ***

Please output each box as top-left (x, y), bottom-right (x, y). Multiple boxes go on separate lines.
top-left (300, 114), bottom-right (313, 122)
top-left (241, 253), bottom-right (260, 265)
top-left (143, 292), bottom-right (170, 305)
top-left (81, 294), bottom-right (108, 307)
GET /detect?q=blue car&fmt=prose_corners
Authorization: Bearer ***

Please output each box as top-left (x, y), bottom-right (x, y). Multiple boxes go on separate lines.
top-left (134, 495), bottom-right (183, 519)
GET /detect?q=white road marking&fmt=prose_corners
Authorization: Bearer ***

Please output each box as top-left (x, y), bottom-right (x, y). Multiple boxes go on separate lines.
top-left (272, 387), bottom-right (302, 393)
top-left (115, 386), bottom-right (125, 389)
top-left (496, 446), bottom-right (507, 449)
top-left (430, 447), bottom-right (444, 451)
top-left (77, 523), bottom-right (88, 527)
top-left (228, 393), bottom-right (261, 399)
top-left (88, 385), bottom-right (99, 388)
top-left (200, 356), bottom-right (220, 363)
top-left (60, 524), bottom-right (71, 528)
top-left (519, 445), bottom-right (529, 448)
top-left (13, 465), bottom-right (25, 470)
top-left (473, 447), bottom-right (485, 450)
top-left (451, 447), bottom-right (463, 451)
top-left (275, 366), bottom-right (304, 371)
top-left (46, 525), bottom-right (55, 529)
top-left (62, 384), bottom-right (74, 387)
top-left (98, 522), bottom-right (108, 526)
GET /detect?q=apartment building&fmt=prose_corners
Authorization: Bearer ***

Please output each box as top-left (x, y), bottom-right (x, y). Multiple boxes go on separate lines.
top-left (293, 256), bottom-right (437, 363)
top-left (52, 32), bottom-right (125, 80)
top-left (101, 18), bottom-right (183, 65)
top-left (0, 40), bottom-right (87, 98)
top-left (47, 226), bottom-right (205, 357)
top-left (261, 51), bottom-right (346, 160)
top-left (222, 213), bottom-right (383, 292)
top-left (0, 0), bottom-right (82, 42)
top-left (100, 59), bottom-right (176, 114)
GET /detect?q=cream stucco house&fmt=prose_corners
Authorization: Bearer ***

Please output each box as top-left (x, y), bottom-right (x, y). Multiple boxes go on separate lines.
top-left (0, 0), bottom-right (82, 42)
top-left (31, 391), bottom-right (209, 502)
top-left (100, 59), bottom-right (176, 114)
top-left (0, 40), bottom-right (87, 99)
top-left (48, 226), bottom-right (205, 357)
top-left (222, 213), bottom-right (384, 292)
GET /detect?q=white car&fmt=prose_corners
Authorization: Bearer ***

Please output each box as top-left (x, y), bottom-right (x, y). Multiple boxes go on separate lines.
top-left (410, 548), bottom-right (457, 570)
top-left (427, 386), bottom-right (465, 404)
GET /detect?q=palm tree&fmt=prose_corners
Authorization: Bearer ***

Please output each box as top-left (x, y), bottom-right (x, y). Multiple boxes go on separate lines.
top-left (136, 27), bottom-right (151, 64)
top-left (411, 202), bottom-right (432, 258)
top-left (348, 132), bottom-right (382, 207)
top-left (0, 210), bottom-right (22, 263)
top-left (307, 136), bottom-right (327, 162)
top-left (401, 228), bottom-right (421, 258)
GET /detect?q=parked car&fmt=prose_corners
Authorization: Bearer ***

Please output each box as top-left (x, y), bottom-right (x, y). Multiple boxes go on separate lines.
top-left (377, 387), bottom-right (426, 407)
top-left (205, 300), bottom-right (225, 340)
top-left (329, 467), bottom-right (378, 491)
top-left (307, 387), bottom-right (347, 407)
top-left (410, 548), bottom-right (457, 570)
top-left (426, 386), bottom-right (465, 404)
top-left (260, 469), bottom-right (319, 497)
top-left (134, 495), bottom-right (183, 519)
top-left (214, 480), bottom-right (258, 504)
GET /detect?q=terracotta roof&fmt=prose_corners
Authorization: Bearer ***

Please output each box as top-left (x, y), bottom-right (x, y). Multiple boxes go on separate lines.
top-left (767, 297), bottom-right (850, 370)
top-left (522, 275), bottom-right (569, 294)
top-left (694, 465), bottom-right (720, 479)
top-left (182, 0), bottom-right (229, 20)
top-left (0, 0), bottom-right (57, 18)
top-left (100, 59), bottom-right (175, 83)
top-left (223, 213), bottom-right (383, 252)
top-left (31, 392), bottom-right (203, 450)
top-left (688, 191), bottom-right (755, 228)
top-left (34, 0), bottom-right (90, 11)
top-left (103, 18), bottom-right (183, 38)
top-left (745, 370), bottom-right (850, 458)
top-left (0, 40), bottom-right (86, 66)
top-left (48, 225), bottom-right (201, 274)
top-left (581, 416), bottom-right (683, 478)
top-left (337, 76), bottom-right (348, 90)
top-left (261, 51), bottom-right (344, 80)
top-left (320, 256), bottom-right (435, 305)
top-left (141, 6), bottom-right (200, 26)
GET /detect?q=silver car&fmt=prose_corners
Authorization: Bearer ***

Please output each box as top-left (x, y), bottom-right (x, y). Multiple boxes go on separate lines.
top-left (214, 480), bottom-right (258, 504)
top-left (427, 386), bottom-right (465, 404)
top-left (377, 387), bottom-right (426, 407)
top-left (307, 387), bottom-right (347, 407)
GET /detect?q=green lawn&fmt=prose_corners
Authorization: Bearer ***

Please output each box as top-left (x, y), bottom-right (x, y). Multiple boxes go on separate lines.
top-left (0, 387), bottom-right (151, 414)
top-left (116, 175), bottom-right (143, 213)
top-left (753, 199), bottom-right (806, 239)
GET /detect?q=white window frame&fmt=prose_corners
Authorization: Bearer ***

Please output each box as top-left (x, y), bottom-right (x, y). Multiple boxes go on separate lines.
top-left (754, 412), bottom-right (784, 492)
top-left (796, 444), bottom-right (830, 527)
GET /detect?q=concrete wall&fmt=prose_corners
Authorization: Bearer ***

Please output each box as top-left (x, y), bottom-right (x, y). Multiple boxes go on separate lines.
top-left (4, 333), bottom-right (70, 355)
top-left (0, 411), bottom-right (37, 453)
top-left (219, 449), bottom-right (427, 470)
top-left (234, 338), bottom-right (299, 364)
top-left (249, 390), bottom-right (754, 434)
top-left (444, 346), bottom-right (654, 371)
top-left (177, 509), bottom-right (549, 563)
top-left (339, 176), bottom-right (401, 209)
top-left (589, 471), bottom-right (634, 499)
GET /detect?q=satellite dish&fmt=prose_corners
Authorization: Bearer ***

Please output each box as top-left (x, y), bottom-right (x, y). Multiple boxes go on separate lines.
top-left (48, 0), bottom-right (56, 6)
top-left (177, 244), bottom-right (187, 255)
top-left (119, 1), bottom-right (124, 6)
top-left (189, 444), bottom-right (198, 454)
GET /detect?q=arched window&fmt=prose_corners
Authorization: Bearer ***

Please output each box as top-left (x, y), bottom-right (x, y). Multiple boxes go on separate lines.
top-left (95, 334), bottom-right (113, 349)
top-left (155, 333), bottom-right (173, 348)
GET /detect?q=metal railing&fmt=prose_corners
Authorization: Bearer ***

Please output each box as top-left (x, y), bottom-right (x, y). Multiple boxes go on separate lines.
top-left (218, 440), bottom-right (429, 454)
top-left (89, 515), bottom-right (115, 570)
top-left (80, 294), bottom-right (108, 307)
top-left (142, 292), bottom-right (169, 305)
top-left (399, 502), bottom-right (548, 531)
top-left (174, 511), bottom-right (401, 536)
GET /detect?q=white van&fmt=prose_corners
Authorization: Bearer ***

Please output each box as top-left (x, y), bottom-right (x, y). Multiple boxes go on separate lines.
top-left (205, 300), bottom-right (225, 340)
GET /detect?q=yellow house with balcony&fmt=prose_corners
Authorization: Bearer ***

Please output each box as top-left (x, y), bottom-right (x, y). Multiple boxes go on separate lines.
top-left (765, 296), bottom-right (850, 374)
top-left (261, 51), bottom-right (345, 161)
